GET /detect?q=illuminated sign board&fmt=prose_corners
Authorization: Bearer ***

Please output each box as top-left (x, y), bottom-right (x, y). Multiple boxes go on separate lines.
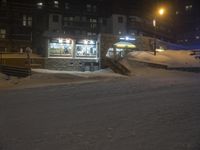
top-left (119, 36), bottom-right (136, 41)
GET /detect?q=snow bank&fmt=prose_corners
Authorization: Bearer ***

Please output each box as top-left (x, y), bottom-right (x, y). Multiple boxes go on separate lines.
top-left (128, 50), bottom-right (200, 68)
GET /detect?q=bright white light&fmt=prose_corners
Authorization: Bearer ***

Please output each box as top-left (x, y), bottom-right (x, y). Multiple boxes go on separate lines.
top-left (120, 36), bottom-right (135, 41)
top-left (84, 40), bottom-right (88, 45)
top-left (65, 39), bottom-right (71, 44)
top-left (125, 36), bottom-right (129, 40)
top-left (153, 19), bottom-right (156, 27)
top-left (58, 38), bottom-right (63, 43)
top-left (54, 0), bottom-right (59, 4)
top-left (37, 2), bottom-right (43, 9)
top-left (37, 2), bottom-right (43, 6)
top-left (156, 49), bottom-right (165, 52)
top-left (89, 40), bottom-right (95, 44)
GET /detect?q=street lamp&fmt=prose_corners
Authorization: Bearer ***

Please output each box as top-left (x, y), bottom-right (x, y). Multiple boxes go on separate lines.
top-left (153, 7), bottom-right (165, 55)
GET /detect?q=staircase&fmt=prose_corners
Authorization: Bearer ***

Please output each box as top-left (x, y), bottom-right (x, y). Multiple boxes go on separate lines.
top-left (105, 58), bottom-right (131, 75)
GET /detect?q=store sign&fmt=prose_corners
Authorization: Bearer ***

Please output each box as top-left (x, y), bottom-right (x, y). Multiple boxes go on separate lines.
top-left (76, 39), bottom-right (96, 45)
top-left (119, 36), bottom-right (135, 41)
top-left (50, 38), bottom-right (72, 44)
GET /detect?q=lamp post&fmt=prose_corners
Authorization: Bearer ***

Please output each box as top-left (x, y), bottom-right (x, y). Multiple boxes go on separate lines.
top-left (153, 7), bottom-right (165, 56)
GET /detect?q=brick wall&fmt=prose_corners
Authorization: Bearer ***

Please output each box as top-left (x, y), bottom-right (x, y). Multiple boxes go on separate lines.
top-left (45, 58), bottom-right (99, 71)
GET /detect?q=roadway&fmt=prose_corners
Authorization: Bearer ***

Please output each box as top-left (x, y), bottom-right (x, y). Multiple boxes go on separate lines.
top-left (1, 69), bottom-right (200, 150)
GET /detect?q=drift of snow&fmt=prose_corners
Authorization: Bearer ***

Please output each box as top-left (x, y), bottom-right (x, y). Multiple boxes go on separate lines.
top-left (128, 50), bottom-right (200, 68)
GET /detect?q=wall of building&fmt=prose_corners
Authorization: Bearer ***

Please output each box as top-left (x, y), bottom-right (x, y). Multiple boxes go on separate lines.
top-left (48, 14), bottom-right (62, 32)
top-left (45, 58), bottom-right (99, 71)
top-left (111, 14), bottom-right (127, 35)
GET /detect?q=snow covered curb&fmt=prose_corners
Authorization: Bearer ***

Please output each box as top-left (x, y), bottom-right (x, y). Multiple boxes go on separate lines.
top-left (32, 69), bottom-right (126, 78)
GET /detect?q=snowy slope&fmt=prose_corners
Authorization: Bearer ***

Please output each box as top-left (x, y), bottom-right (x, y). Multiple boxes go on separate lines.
top-left (128, 50), bottom-right (200, 68)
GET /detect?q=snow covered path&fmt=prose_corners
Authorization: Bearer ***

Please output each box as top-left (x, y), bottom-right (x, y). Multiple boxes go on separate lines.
top-left (0, 69), bottom-right (200, 150)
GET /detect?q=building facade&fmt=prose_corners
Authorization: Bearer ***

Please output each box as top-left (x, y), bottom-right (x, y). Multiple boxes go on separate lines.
top-left (1, 0), bottom-right (188, 70)
top-left (173, 0), bottom-right (200, 48)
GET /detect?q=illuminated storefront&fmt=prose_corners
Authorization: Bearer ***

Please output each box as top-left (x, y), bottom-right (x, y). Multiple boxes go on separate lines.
top-left (75, 39), bottom-right (97, 58)
top-left (48, 38), bottom-right (98, 59)
top-left (48, 38), bottom-right (74, 57)
top-left (106, 36), bottom-right (136, 58)
top-left (46, 37), bottom-right (99, 71)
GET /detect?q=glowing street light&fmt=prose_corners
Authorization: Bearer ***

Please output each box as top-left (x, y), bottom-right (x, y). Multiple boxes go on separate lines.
top-left (153, 7), bottom-right (166, 56)
top-left (158, 8), bottom-right (165, 16)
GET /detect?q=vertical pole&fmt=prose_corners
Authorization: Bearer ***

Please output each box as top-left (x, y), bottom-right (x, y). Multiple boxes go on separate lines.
top-left (153, 19), bottom-right (157, 56)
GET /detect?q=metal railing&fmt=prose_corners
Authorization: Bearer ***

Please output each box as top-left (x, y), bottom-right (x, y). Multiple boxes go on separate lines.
top-left (0, 65), bottom-right (31, 77)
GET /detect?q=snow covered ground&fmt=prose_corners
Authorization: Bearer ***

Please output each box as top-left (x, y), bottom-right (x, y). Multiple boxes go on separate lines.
top-left (1, 50), bottom-right (200, 90)
top-left (0, 69), bottom-right (126, 90)
top-left (128, 50), bottom-right (200, 68)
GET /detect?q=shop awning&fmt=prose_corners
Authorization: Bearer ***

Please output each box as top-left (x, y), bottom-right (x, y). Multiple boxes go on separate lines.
top-left (114, 41), bottom-right (136, 48)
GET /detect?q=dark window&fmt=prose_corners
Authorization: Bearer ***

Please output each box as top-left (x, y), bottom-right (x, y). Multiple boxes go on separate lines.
top-left (118, 17), bottom-right (123, 23)
top-left (86, 4), bottom-right (91, 12)
top-left (93, 5), bottom-right (96, 12)
top-left (65, 3), bottom-right (69, 10)
top-left (1, 0), bottom-right (7, 3)
top-left (103, 19), bottom-right (107, 26)
top-left (53, 15), bottom-right (59, 22)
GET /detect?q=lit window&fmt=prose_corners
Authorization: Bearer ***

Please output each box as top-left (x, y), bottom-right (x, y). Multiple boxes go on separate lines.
top-left (22, 15), bottom-right (32, 27)
top-left (185, 5), bottom-right (192, 11)
top-left (90, 18), bottom-right (97, 23)
top-left (196, 36), bottom-right (200, 39)
top-left (185, 39), bottom-right (188, 42)
top-left (69, 16), bottom-right (73, 21)
top-left (176, 11), bottom-right (179, 15)
top-left (23, 15), bottom-right (27, 26)
top-left (28, 16), bottom-right (32, 26)
top-left (37, 2), bottom-right (43, 9)
top-left (54, 0), bottom-right (59, 8)
top-left (75, 39), bottom-right (97, 58)
top-left (0, 29), bottom-right (6, 39)
top-left (48, 38), bottom-right (73, 57)
top-left (90, 24), bottom-right (97, 29)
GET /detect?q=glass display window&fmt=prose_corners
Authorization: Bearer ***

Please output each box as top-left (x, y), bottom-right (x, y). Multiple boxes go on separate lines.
top-left (48, 38), bottom-right (73, 57)
top-left (75, 40), bottom-right (97, 58)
